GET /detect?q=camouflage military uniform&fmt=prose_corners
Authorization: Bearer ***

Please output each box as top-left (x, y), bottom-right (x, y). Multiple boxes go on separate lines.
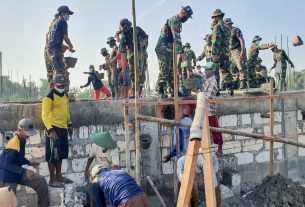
top-left (138, 33), bottom-right (149, 96)
top-left (248, 36), bottom-right (270, 88)
top-left (270, 47), bottom-right (294, 91)
top-left (211, 19), bottom-right (232, 90)
top-left (107, 37), bottom-right (120, 98)
top-left (197, 35), bottom-right (212, 62)
top-left (255, 58), bottom-right (268, 87)
top-left (178, 44), bottom-right (196, 79)
top-left (155, 15), bottom-right (183, 94)
top-left (101, 50), bottom-right (114, 92)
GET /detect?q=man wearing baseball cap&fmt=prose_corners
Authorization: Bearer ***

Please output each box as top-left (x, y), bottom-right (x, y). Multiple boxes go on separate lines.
top-left (91, 163), bottom-right (149, 207)
top-left (0, 118), bottom-right (50, 207)
top-left (42, 74), bottom-right (73, 188)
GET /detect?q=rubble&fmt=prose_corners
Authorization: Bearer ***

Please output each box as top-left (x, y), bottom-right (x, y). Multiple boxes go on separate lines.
top-left (222, 174), bottom-right (305, 207)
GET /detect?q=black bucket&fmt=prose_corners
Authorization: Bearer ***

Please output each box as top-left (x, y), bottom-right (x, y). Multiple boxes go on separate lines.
top-left (65, 57), bottom-right (78, 68)
top-left (140, 134), bottom-right (152, 149)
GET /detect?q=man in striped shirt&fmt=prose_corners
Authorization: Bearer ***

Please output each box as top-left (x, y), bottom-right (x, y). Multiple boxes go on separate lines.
top-left (203, 62), bottom-right (223, 155)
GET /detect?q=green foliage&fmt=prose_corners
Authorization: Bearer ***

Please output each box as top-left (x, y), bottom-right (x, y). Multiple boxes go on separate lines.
top-left (287, 69), bottom-right (305, 90)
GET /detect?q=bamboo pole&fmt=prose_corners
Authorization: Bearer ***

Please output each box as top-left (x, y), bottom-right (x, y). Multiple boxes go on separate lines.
top-left (124, 104), bottom-right (131, 174)
top-left (173, 41), bottom-right (180, 202)
top-left (132, 0), bottom-right (141, 185)
top-left (269, 79), bottom-right (274, 175)
top-left (201, 100), bottom-right (217, 207)
top-left (146, 176), bottom-right (167, 207)
top-left (177, 93), bottom-right (206, 207)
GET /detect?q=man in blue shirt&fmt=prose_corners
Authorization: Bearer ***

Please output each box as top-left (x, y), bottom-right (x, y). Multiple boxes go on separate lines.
top-left (91, 163), bottom-right (149, 207)
top-left (81, 65), bottom-right (111, 100)
top-left (163, 106), bottom-right (193, 162)
top-left (45, 5), bottom-right (75, 88)
top-left (0, 118), bottom-right (49, 207)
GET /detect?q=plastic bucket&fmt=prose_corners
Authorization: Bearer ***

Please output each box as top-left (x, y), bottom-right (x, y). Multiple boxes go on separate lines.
top-left (65, 57), bottom-right (78, 68)
top-left (140, 134), bottom-right (152, 149)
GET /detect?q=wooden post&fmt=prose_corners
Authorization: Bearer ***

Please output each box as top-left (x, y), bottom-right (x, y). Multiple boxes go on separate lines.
top-left (201, 101), bottom-right (217, 207)
top-left (269, 79), bottom-right (274, 175)
top-left (146, 176), bottom-right (167, 207)
top-left (135, 119), bottom-right (141, 185)
top-left (124, 104), bottom-right (131, 174)
top-left (173, 41), bottom-right (180, 201)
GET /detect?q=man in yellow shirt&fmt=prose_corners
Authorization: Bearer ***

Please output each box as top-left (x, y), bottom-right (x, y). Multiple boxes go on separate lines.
top-left (41, 74), bottom-right (73, 188)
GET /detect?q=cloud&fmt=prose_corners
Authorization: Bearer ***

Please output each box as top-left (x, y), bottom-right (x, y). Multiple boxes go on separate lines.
top-left (138, 0), bottom-right (167, 20)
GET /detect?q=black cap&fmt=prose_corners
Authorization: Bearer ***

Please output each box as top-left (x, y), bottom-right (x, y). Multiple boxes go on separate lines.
top-left (53, 74), bottom-right (66, 85)
top-left (58, 5), bottom-right (74, 15)
top-left (182, 5), bottom-right (193, 18)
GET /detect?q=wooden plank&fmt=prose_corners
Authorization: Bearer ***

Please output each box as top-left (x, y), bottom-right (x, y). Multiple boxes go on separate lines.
top-left (269, 79), bottom-right (274, 175)
top-left (176, 140), bottom-right (201, 207)
top-left (147, 176), bottom-right (167, 207)
top-left (201, 102), bottom-right (217, 207)
top-left (124, 105), bottom-right (131, 174)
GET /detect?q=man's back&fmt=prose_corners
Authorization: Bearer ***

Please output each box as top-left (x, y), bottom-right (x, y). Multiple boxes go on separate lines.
top-left (97, 170), bottom-right (144, 206)
top-left (46, 19), bottom-right (68, 50)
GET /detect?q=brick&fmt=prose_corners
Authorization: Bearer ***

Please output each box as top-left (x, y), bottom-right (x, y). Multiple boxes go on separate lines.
top-left (235, 152), bottom-right (253, 165)
top-left (275, 112), bottom-right (282, 122)
top-left (25, 147), bottom-right (45, 159)
top-left (255, 151), bottom-right (269, 163)
top-left (222, 133), bottom-right (233, 142)
top-left (65, 172), bottom-right (86, 186)
top-left (72, 158), bottom-right (87, 173)
top-left (235, 128), bottom-right (255, 140)
top-left (264, 141), bottom-right (283, 150)
top-left (231, 172), bottom-right (241, 187)
top-left (49, 187), bottom-right (64, 206)
top-left (62, 159), bottom-right (69, 173)
top-left (222, 141), bottom-right (241, 154)
top-left (219, 115), bottom-right (237, 127)
top-left (298, 110), bottom-right (303, 121)
top-left (263, 124), bottom-right (282, 136)
top-left (276, 148), bottom-right (283, 160)
top-left (253, 113), bottom-right (262, 124)
top-left (241, 114), bottom-right (251, 125)
top-left (89, 125), bottom-right (97, 134)
top-left (79, 126), bottom-right (89, 139)
top-left (71, 144), bottom-right (85, 157)
top-left (116, 124), bottom-right (125, 135)
top-left (39, 162), bottom-right (49, 176)
top-left (242, 140), bottom-right (263, 152)
top-left (220, 184), bottom-right (234, 199)
top-left (29, 131), bottom-right (41, 144)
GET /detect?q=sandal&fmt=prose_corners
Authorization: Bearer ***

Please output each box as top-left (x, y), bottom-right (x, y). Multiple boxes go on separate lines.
top-left (49, 181), bottom-right (64, 188)
top-left (59, 177), bottom-right (74, 184)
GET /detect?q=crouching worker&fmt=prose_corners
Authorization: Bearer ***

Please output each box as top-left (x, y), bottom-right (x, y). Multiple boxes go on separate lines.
top-left (81, 65), bottom-right (111, 100)
top-left (0, 118), bottom-right (50, 207)
top-left (91, 163), bottom-right (150, 207)
top-left (177, 151), bottom-right (221, 207)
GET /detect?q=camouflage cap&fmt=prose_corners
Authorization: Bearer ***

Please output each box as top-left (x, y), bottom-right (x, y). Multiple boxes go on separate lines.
top-left (89, 65), bottom-right (95, 69)
top-left (57, 5), bottom-right (74, 15)
top-left (182, 5), bottom-right (193, 18)
top-left (252, 35), bottom-right (262, 43)
top-left (224, 18), bottom-right (233, 25)
top-left (120, 18), bottom-right (132, 31)
top-left (100, 48), bottom-right (108, 54)
top-left (211, 9), bottom-right (224, 18)
top-left (183, 43), bottom-right (191, 48)
top-left (203, 34), bottom-right (212, 40)
top-left (106, 37), bottom-right (115, 44)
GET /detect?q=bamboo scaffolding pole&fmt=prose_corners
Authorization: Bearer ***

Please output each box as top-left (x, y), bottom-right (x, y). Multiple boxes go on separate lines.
top-left (132, 0), bottom-right (141, 185)
top-left (269, 79), bottom-right (275, 175)
top-left (146, 176), bottom-right (167, 207)
top-left (173, 41), bottom-right (180, 202)
top-left (124, 104), bottom-right (131, 174)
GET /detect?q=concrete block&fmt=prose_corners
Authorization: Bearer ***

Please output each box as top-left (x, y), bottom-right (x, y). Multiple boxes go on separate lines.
top-left (129, 140), bottom-right (136, 151)
top-left (49, 187), bottom-right (64, 206)
top-left (71, 128), bottom-right (79, 140)
top-left (25, 186), bottom-right (36, 194)
top-left (85, 144), bottom-right (91, 156)
top-left (39, 162), bottom-right (49, 176)
top-left (71, 144), bottom-right (85, 157)
top-left (79, 126), bottom-right (89, 139)
top-left (29, 131), bottom-right (41, 144)
top-left (242, 139), bottom-right (263, 152)
top-left (130, 151), bottom-right (136, 166)
top-left (25, 147), bottom-right (45, 159)
top-left (235, 152), bottom-right (254, 165)
top-left (255, 151), bottom-right (269, 163)
top-left (222, 133), bottom-right (233, 142)
top-left (298, 135), bottom-right (305, 156)
top-left (65, 173), bottom-right (86, 186)
top-left (263, 124), bottom-right (282, 136)
top-left (116, 124), bottom-right (124, 135)
top-left (218, 154), bottom-right (238, 171)
top-left (222, 141), bottom-right (241, 154)
top-left (235, 128), bottom-right (254, 140)
top-left (276, 148), bottom-right (283, 160)
top-left (298, 110), bottom-right (303, 121)
top-left (117, 140), bottom-right (125, 151)
top-left (220, 184), bottom-right (234, 199)
top-left (253, 113), bottom-right (262, 124)
top-left (241, 114), bottom-right (251, 125)
top-left (89, 125), bottom-right (97, 134)
top-left (219, 115), bottom-right (238, 127)
top-left (275, 111), bottom-right (282, 122)
top-left (72, 158), bottom-right (87, 173)
top-left (264, 141), bottom-right (283, 150)
top-left (62, 159), bottom-right (69, 173)
top-left (221, 170), bottom-right (241, 188)
top-left (120, 152), bottom-right (126, 167)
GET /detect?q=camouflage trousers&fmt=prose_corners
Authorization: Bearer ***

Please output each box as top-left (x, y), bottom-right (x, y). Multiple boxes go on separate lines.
top-left (230, 49), bottom-right (247, 81)
top-left (108, 67), bottom-right (120, 98)
top-left (155, 51), bottom-right (173, 93)
top-left (138, 50), bottom-right (148, 96)
top-left (248, 65), bottom-right (258, 88)
top-left (181, 66), bottom-right (192, 79)
top-left (215, 54), bottom-right (232, 90)
top-left (44, 47), bottom-right (53, 83)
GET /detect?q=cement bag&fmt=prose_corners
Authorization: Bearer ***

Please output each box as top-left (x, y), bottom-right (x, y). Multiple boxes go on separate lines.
top-left (0, 186), bottom-right (17, 207)
top-left (292, 36), bottom-right (303, 46)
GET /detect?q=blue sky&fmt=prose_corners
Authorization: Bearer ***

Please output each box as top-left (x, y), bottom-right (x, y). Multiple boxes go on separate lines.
top-left (0, 0), bottom-right (304, 88)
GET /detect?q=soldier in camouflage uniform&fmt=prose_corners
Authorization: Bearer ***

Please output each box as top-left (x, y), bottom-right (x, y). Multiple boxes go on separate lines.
top-left (106, 37), bottom-right (119, 98)
top-left (197, 34), bottom-right (212, 63)
top-left (255, 57), bottom-right (268, 87)
top-left (269, 45), bottom-right (294, 91)
top-left (118, 18), bottom-right (148, 97)
top-left (138, 30), bottom-right (149, 96)
top-left (224, 18), bottom-right (248, 89)
top-left (155, 6), bottom-right (193, 98)
top-left (178, 43), bottom-right (196, 79)
top-left (45, 6), bottom-right (75, 92)
top-left (248, 35), bottom-right (272, 88)
top-left (100, 48), bottom-right (114, 93)
top-left (211, 9), bottom-right (233, 93)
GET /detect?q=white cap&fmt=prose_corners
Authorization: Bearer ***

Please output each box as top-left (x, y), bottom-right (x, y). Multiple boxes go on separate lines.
top-left (91, 162), bottom-right (110, 178)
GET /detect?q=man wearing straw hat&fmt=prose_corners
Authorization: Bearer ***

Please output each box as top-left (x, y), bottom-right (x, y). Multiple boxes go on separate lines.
top-left (0, 118), bottom-right (50, 207)
top-left (91, 163), bottom-right (149, 207)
